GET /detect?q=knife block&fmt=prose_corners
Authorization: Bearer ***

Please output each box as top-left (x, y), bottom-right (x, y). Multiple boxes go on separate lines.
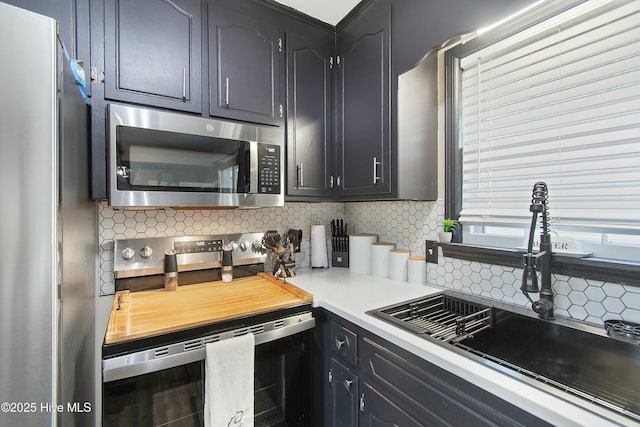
top-left (332, 251), bottom-right (349, 268)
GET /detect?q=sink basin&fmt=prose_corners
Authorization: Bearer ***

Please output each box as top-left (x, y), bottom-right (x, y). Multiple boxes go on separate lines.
top-left (367, 291), bottom-right (640, 422)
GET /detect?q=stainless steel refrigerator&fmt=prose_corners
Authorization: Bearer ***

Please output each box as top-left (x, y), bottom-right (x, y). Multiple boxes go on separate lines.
top-left (0, 3), bottom-right (96, 426)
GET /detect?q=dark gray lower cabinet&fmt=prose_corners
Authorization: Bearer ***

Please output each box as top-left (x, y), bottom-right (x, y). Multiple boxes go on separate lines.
top-left (323, 311), bottom-right (552, 427)
top-left (360, 381), bottom-right (422, 427)
top-left (329, 357), bottom-right (359, 426)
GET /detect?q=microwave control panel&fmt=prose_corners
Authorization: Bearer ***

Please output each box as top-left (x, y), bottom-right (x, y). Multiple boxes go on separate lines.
top-left (258, 144), bottom-right (281, 194)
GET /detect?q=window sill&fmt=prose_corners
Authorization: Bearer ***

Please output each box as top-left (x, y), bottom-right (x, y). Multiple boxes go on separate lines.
top-left (436, 242), bottom-right (640, 288)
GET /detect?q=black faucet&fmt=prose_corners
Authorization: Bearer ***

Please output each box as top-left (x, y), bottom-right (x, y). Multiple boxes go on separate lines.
top-left (521, 182), bottom-right (555, 320)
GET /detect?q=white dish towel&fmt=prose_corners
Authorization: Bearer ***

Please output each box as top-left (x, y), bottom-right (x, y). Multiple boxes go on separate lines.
top-left (204, 333), bottom-right (255, 427)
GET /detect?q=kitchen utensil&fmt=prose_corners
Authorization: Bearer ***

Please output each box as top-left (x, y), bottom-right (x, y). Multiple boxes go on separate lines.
top-left (287, 229), bottom-right (302, 253)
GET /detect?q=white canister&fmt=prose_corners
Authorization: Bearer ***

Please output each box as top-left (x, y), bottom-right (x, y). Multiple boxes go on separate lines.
top-left (408, 256), bottom-right (427, 284)
top-left (389, 249), bottom-right (410, 282)
top-left (371, 242), bottom-right (395, 278)
top-left (349, 233), bottom-right (378, 274)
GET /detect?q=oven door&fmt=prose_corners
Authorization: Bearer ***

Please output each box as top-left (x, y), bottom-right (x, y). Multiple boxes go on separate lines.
top-left (102, 315), bottom-right (314, 426)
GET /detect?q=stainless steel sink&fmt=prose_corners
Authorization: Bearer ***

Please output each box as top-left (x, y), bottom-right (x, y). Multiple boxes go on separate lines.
top-left (367, 291), bottom-right (640, 422)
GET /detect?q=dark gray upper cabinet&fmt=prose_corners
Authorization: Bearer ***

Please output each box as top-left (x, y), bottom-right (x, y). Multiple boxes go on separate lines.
top-left (208, 4), bottom-right (282, 126)
top-left (104, 0), bottom-right (202, 113)
top-left (286, 30), bottom-right (334, 199)
top-left (336, 3), bottom-right (392, 199)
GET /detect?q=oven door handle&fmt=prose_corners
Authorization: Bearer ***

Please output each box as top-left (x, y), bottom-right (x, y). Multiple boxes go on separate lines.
top-left (103, 316), bottom-right (315, 383)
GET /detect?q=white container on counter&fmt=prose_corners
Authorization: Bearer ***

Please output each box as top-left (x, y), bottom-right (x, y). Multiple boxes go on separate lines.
top-left (371, 242), bottom-right (395, 278)
top-left (310, 224), bottom-right (329, 268)
top-left (389, 249), bottom-right (410, 282)
top-left (408, 256), bottom-right (426, 284)
top-left (349, 233), bottom-right (378, 274)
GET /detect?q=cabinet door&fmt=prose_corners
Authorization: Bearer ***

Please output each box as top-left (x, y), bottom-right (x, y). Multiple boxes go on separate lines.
top-left (104, 0), bottom-right (201, 112)
top-left (286, 30), bottom-right (334, 199)
top-left (329, 358), bottom-right (359, 427)
top-left (209, 5), bottom-right (281, 126)
top-left (337, 4), bottom-right (391, 198)
top-left (360, 382), bottom-right (423, 427)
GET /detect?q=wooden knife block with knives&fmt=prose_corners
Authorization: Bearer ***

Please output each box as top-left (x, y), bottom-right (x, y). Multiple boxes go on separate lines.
top-left (331, 219), bottom-right (349, 267)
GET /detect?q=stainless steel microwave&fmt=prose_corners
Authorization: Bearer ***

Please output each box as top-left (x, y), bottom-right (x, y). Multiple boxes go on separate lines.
top-left (108, 104), bottom-right (284, 208)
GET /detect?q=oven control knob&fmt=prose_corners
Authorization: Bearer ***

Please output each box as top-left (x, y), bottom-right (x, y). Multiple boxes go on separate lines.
top-left (252, 240), bottom-right (264, 250)
top-left (121, 247), bottom-right (135, 260)
top-left (139, 245), bottom-right (153, 259)
top-left (239, 241), bottom-right (250, 251)
top-left (229, 241), bottom-right (238, 251)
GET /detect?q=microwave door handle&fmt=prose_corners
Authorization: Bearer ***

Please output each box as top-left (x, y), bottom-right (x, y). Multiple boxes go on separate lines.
top-left (242, 144), bottom-right (251, 193)
top-left (249, 141), bottom-right (258, 194)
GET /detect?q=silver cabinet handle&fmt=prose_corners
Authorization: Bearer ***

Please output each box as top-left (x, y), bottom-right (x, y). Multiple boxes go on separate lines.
top-left (360, 394), bottom-right (365, 412)
top-left (373, 157), bottom-right (382, 184)
top-left (330, 176), bottom-right (334, 188)
top-left (299, 163), bottom-right (304, 187)
top-left (344, 379), bottom-right (353, 389)
top-left (225, 77), bottom-right (230, 107)
top-left (182, 68), bottom-right (187, 99)
top-left (335, 338), bottom-right (345, 350)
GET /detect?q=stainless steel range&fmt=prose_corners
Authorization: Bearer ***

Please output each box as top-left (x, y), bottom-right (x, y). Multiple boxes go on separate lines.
top-left (103, 232), bottom-right (315, 426)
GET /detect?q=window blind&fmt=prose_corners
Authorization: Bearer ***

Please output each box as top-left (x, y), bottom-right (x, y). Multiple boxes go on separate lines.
top-left (458, 0), bottom-right (640, 232)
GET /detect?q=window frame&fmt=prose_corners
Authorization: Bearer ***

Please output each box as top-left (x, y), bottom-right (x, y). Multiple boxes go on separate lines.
top-left (443, 0), bottom-right (640, 287)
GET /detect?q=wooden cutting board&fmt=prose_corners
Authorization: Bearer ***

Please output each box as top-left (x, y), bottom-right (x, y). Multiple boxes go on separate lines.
top-left (105, 273), bottom-right (312, 345)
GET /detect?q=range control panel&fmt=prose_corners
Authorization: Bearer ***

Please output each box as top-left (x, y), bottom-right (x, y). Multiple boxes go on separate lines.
top-left (114, 232), bottom-right (266, 279)
top-left (173, 239), bottom-right (223, 254)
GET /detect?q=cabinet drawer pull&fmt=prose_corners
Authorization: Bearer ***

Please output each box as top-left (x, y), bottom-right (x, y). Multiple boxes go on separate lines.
top-left (373, 157), bottom-right (382, 184)
top-left (225, 77), bottom-right (230, 107)
top-left (335, 338), bottom-right (346, 350)
top-left (344, 379), bottom-right (353, 389)
top-left (182, 68), bottom-right (187, 100)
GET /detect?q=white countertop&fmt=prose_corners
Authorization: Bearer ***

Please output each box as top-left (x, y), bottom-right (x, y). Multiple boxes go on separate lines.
top-left (289, 268), bottom-right (636, 427)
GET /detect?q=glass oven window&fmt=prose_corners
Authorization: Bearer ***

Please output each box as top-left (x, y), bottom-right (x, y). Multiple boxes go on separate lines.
top-left (103, 332), bottom-right (311, 427)
top-left (116, 126), bottom-right (250, 193)
top-left (103, 361), bottom-right (204, 426)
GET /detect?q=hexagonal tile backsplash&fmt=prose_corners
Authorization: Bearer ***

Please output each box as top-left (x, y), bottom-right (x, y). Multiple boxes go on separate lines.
top-left (344, 200), bottom-right (639, 327)
top-left (98, 200), bottom-right (638, 327)
top-left (98, 201), bottom-right (343, 294)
